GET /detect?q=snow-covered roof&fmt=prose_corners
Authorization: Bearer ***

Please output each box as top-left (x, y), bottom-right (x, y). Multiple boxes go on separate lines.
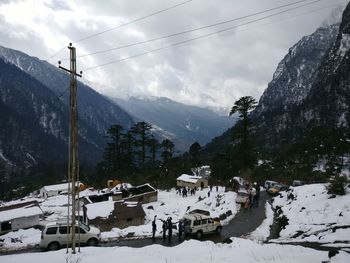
top-left (86, 200), bottom-right (114, 220)
top-left (0, 205), bottom-right (42, 222)
top-left (177, 174), bottom-right (204, 183)
top-left (42, 182), bottom-right (83, 192)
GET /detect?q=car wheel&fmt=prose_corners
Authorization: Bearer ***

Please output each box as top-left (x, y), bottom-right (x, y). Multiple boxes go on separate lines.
top-left (196, 230), bottom-right (203, 240)
top-left (87, 238), bottom-right (98, 246)
top-left (48, 242), bottom-right (60, 251)
top-left (216, 226), bottom-right (222, 235)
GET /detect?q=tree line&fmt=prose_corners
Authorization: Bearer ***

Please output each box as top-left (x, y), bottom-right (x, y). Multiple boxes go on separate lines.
top-left (94, 121), bottom-right (203, 188)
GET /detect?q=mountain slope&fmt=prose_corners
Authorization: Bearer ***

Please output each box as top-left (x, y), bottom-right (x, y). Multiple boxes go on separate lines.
top-left (0, 58), bottom-right (101, 167)
top-left (300, 4), bottom-right (350, 128)
top-left (0, 45), bottom-right (134, 138)
top-left (203, 23), bottom-right (339, 154)
top-left (113, 96), bottom-right (234, 151)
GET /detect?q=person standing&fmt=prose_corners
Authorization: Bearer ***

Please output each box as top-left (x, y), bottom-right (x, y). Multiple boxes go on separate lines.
top-left (152, 215), bottom-right (157, 241)
top-left (162, 219), bottom-right (167, 241)
top-left (178, 220), bottom-right (184, 241)
top-left (167, 217), bottom-right (173, 243)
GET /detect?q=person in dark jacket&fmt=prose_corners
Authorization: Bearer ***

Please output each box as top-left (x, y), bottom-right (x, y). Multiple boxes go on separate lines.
top-left (178, 220), bottom-right (184, 241)
top-left (162, 220), bottom-right (167, 241)
top-left (152, 215), bottom-right (157, 241)
top-left (167, 217), bottom-right (173, 243)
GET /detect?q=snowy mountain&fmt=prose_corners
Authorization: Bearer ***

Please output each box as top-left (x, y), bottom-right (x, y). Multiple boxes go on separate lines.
top-left (0, 46), bottom-right (135, 167)
top-left (252, 2), bottom-right (350, 150)
top-left (0, 45), bottom-right (134, 140)
top-left (112, 96), bottom-right (234, 151)
top-left (0, 58), bottom-right (100, 167)
top-left (203, 22), bottom-right (339, 154)
top-left (255, 24), bottom-right (339, 115)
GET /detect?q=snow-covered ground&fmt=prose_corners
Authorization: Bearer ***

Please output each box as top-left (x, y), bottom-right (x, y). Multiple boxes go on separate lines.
top-left (97, 187), bottom-right (238, 240)
top-left (270, 184), bottom-right (350, 248)
top-left (2, 183), bottom-right (350, 263)
top-left (1, 237), bottom-right (349, 263)
top-left (0, 187), bottom-right (238, 250)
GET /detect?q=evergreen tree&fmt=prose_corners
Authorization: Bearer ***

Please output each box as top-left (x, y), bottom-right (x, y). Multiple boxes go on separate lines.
top-left (120, 131), bottom-right (135, 170)
top-left (149, 136), bottom-right (159, 165)
top-left (160, 139), bottom-right (175, 163)
top-left (131, 121), bottom-right (153, 168)
top-left (229, 96), bottom-right (257, 169)
top-left (103, 124), bottom-right (124, 172)
top-left (189, 141), bottom-right (201, 168)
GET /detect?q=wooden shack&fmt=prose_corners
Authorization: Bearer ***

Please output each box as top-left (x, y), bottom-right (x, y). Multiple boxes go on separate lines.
top-left (89, 201), bottom-right (145, 231)
top-left (0, 201), bottom-right (42, 234)
top-left (176, 174), bottom-right (208, 189)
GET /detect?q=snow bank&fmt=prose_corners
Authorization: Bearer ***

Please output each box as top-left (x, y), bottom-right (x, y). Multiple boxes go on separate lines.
top-left (0, 238), bottom-right (343, 263)
top-left (271, 184), bottom-right (350, 246)
top-left (0, 228), bottom-right (41, 250)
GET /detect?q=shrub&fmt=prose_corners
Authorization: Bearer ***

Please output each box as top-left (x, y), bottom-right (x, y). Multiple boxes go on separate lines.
top-left (327, 175), bottom-right (348, 196)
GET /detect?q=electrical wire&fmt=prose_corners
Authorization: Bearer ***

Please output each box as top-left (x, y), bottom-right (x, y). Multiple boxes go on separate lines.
top-left (66, 0), bottom-right (319, 61)
top-left (46, 0), bottom-right (194, 61)
top-left (74, 0), bottom-right (194, 43)
top-left (82, 0), bottom-right (331, 72)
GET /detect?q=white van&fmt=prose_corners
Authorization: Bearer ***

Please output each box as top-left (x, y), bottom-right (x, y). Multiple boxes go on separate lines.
top-left (40, 222), bottom-right (100, 250)
top-left (264, 180), bottom-right (278, 189)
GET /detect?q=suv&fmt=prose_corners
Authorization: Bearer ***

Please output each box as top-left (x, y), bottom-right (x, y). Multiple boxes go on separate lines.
top-left (40, 222), bottom-right (101, 250)
top-left (183, 211), bottom-right (222, 239)
top-left (236, 188), bottom-right (249, 204)
top-left (267, 184), bottom-right (288, 196)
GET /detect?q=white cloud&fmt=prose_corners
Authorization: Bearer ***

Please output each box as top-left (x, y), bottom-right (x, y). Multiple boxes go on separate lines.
top-left (0, 0), bottom-right (346, 109)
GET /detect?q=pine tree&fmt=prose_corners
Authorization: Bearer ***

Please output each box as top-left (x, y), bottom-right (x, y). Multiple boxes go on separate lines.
top-left (161, 139), bottom-right (175, 163)
top-left (229, 96), bottom-right (257, 169)
top-left (189, 141), bottom-right (201, 168)
top-left (131, 121), bottom-right (153, 168)
top-left (149, 136), bottom-right (159, 165)
top-left (103, 124), bottom-right (124, 172)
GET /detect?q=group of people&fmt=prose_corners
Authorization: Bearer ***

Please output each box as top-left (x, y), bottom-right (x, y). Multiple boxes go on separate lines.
top-left (152, 216), bottom-right (186, 243)
top-left (244, 183), bottom-right (260, 209)
top-left (176, 186), bottom-right (197, 197)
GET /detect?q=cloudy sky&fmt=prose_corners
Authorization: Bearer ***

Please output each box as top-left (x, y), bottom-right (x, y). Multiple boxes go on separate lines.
top-left (0, 0), bottom-right (347, 112)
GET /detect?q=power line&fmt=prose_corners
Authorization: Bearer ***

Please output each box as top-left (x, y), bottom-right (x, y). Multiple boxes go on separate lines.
top-left (82, 0), bottom-right (329, 72)
top-left (74, 0), bottom-right (194, 43)
top-left (46, 0), bottom-right (194, 61)
top-left (70, 0), bottom-right (317, 60)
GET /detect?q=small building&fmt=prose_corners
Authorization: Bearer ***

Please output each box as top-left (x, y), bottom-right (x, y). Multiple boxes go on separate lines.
top-left (39, 182), bottom-right (86, 199)
top-left (112, 183), bottom-right (158, 204)
top-left (176, 174), bottom-right (208, 189)
top-left (0, 201), bottom-right (43, 234)
top-left (88, 201), bottom-right (146, 231)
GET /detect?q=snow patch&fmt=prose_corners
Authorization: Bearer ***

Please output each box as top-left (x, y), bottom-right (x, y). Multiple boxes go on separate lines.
top-left (338, 33), bottom-right (350, 57)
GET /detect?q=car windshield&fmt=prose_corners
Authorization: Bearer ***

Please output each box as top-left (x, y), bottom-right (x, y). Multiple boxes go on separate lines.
top-left (80, 222), bottom-right (90, 232)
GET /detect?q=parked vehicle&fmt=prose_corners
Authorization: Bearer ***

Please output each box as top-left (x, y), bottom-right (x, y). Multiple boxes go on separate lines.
top-left (236, 188), bottom-right (249, 204)
top-left (267, 184), bottom-right (288, 196)
top-left (40, 222), bottom-right (100, 250)
top-left (292, 180), bottom-right (305, 187)
top-left (264, 180), bottom-right (278, 189)
top-left (183, 211), bottom-right (222, 239)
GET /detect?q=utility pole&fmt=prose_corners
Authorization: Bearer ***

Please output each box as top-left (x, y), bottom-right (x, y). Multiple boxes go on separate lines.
top-left (58, 43), bottom-right (82, 254)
